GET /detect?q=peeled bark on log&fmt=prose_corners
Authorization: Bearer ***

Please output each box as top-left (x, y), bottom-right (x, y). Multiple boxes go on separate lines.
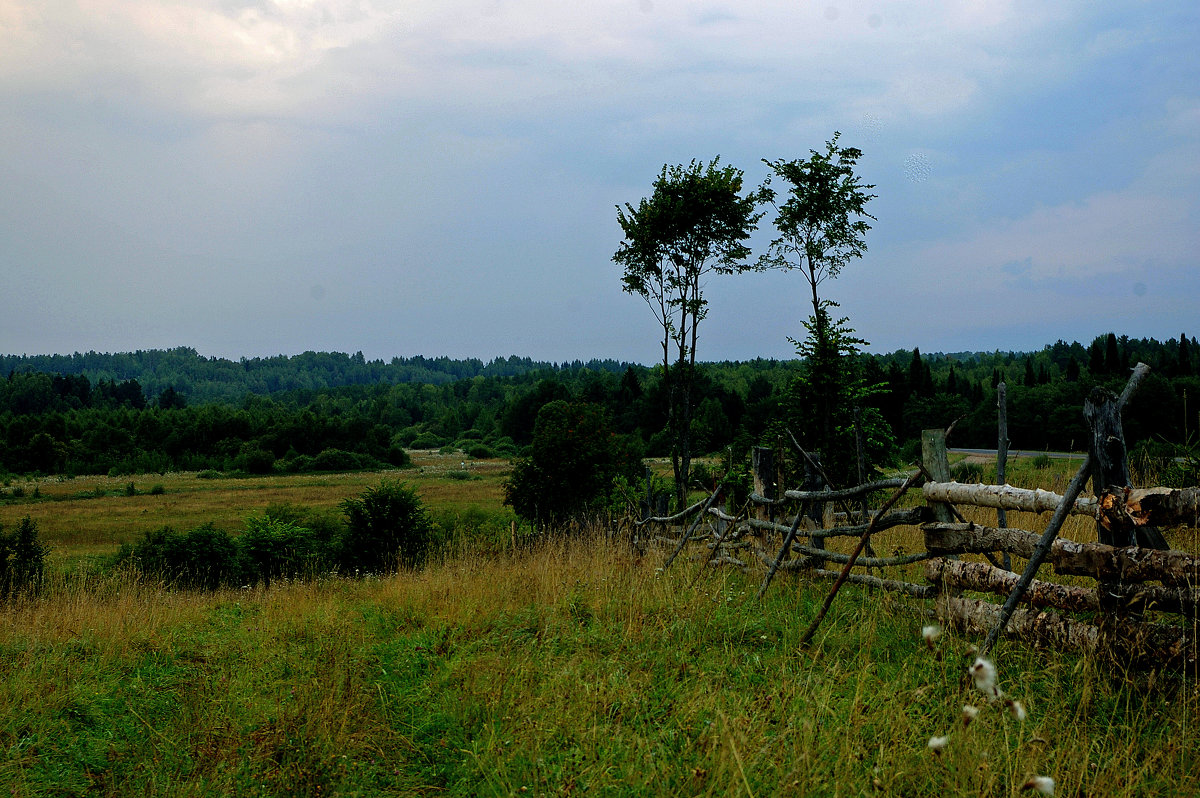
top-left (926, 558), bottom-right (1099, 613)
top-left (937, 594), bottom-right (1197, 671)
top-left (923, 522), bottom-right (1200, 586)
top-left (744, 507), bottom-right (927, 540)
top-left (788, 546), bottom-right (935, 568)
top-left (1125, 487), bottom-right (1200, 527)
top-left (813, 568), bottom-right (936, 599)
top-left (748, 478), bottom-right (908, 506)
top-left (922, 481), bottom-right (1099, 515)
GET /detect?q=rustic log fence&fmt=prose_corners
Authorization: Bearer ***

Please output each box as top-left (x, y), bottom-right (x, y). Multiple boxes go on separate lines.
top-left (637, 362), bottom-right (1199, 671)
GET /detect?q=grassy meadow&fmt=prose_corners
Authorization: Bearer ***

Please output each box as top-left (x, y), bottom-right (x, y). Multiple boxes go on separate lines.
top-left (1, 453), bottom-right (1198, 796)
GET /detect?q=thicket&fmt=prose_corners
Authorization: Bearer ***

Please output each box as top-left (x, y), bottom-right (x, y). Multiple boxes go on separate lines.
top-left (2, 334), bottom-right (1198, 490)
top-left (112, 481), bottom-right (432, 589)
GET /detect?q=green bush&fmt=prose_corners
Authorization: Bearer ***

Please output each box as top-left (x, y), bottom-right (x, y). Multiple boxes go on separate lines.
top-left (340, 480), bottom-right (432, 573)
top-left (240, 514), bottom-right (337, 588)
top-left (386, 445), bottom-right (411, 468)
top-left (1031, 454), bottom-right (1053, 470)
top-left (310, 448), bottom-right (362, 472)
top-left (121, 524), bottom-right (241, 590)
top-left (409, 433), bottom-right (443, 450)
top-left (234, 444), bottom-right (277, 475)
top-left (0, 515), bottom-right (49, 599)
top-left (466, 444), bottom-right (494, 460)
top-left (281, 454), bottom-right (316, 473)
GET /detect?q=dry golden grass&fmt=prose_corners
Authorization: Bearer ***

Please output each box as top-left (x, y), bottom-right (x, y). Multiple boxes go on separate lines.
top-left (0, 450), bottom-right (511, 565)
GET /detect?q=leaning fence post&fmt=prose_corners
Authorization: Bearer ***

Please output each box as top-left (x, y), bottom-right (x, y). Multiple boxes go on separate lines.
top-left (922, 428), bottom-right (954, 523)
top-left (981, 363), bottom-right (1151, 655)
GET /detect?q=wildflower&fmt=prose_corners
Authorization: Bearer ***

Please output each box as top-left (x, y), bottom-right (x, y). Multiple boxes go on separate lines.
top-left (922, 625), bottom-right (940, 649)
top-left (1022, 775), bottom-right (1054, 795)
top-left (1006, 699), bottom-right (1027, 721)
top-left (927, 735), bottom-right (949, 755)
top-left (961, 705), bottom-right (979, 727)
top-left (969, 656), bottom-right (1002, 699)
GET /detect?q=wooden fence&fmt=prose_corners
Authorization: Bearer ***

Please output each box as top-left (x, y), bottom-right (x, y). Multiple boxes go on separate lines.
top-left (638, 364), bottom-right (1200, 670)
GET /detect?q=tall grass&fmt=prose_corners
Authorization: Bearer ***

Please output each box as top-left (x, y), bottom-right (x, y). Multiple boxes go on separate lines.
top-left (3, 531), bottom-right (1196, 796)
top-left (1, 452), bottom-right (1196, 795)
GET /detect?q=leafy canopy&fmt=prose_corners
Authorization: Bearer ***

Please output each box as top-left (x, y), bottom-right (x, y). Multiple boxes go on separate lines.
top-left (760, 133), bottom-right (877, 305)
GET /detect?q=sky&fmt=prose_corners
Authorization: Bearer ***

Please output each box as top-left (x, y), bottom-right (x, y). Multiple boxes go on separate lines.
top-left (2, 1), bottom-right (1198, 365)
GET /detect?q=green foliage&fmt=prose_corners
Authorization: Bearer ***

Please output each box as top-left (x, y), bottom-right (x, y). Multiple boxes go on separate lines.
top-left (503, 400), bottom-right (644, 529)
top-left (0, 515), bottom-right (49, 599)
top-left (614, 157), bottom-right (764, 508)
top-left (121, 524), bottom-right (241, 590)
top-left (760, 132), bottom-right (877, 298)
top-left (240, 514), bottom-right (337, 588)
top-left (784, 305), bottom-right (895, 485)
top-left (340, 480), bottom-right (433, 572)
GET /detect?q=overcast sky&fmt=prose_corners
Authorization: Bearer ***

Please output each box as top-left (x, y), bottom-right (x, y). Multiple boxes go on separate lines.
top-left (2, 1), bottom-right (1197, 364)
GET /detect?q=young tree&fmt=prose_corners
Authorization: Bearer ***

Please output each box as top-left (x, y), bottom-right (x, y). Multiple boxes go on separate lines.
top-left (614, 158), bottom-right (763, 507)
top-left (760, 134), bottom-right (882, 480)
top-left (503, 400), bottom-right (642, 529)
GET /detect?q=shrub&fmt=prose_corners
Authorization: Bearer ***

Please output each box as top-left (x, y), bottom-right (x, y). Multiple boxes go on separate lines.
top-left (240, 514), bottom-right (336, 588)
top-left (234, 445), bottom-right (277, 475)
top-left (410, 433), bottom-right (443, 450)
top-left (386, 445), bottom-right (412, 468)
top-left (1031, 454), bottom-right (1053, 470)
top-left (123, 523), bottom-right (241, 590)
top-left (149, 484), bottom-right (165, 495)
top-left (340, 480), bottom-right (432, 572)
top-left (310, 448), bottom-right (362, 472)
top-left (281, 454), bottom-right (316, 474)
top-left (466, 444), bottom-right (494, 460)
top-left (197, 469), bottom-right (223, 480)
top-left (503, 400), bottom-right (644, 529)
top-left (0, 515), bottom-right (49, 599)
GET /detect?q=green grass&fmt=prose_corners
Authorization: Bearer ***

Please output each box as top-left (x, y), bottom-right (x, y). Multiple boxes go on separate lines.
top-left (1, 454), bottom-right (1197, 796)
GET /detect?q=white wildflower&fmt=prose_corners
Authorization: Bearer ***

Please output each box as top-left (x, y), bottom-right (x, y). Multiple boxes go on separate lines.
top-left (927, 735), bottom-right (949, 755)
top-left (1022, 775), bottom-right (1054, 795)
top-left (1006, 699), bottom-right (1027, 722)
top-left (961, 705), bottom-right (979, 727)
top-left (922, 625), bottom-right (941, 648)
top-left (969, 656), bottom-right (1002, 699)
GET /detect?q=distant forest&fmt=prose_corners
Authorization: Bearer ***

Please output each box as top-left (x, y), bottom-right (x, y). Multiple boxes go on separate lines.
top-left (1, 334), bottom-right (1197, 480)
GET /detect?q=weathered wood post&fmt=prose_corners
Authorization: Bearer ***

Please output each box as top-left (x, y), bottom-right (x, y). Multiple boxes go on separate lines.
top-left (1084, 387), bottom-right (1169, 549)
top-left (980, 363), bottom-right (1151, 654)
top-left (922, 428), bottom-right (954, 523)
top-left (996, 382), bottom-right (1012, 571)
top-left (752, 446), bottom-right (776, 523)
top-left (854, 407), bottom-right (869, 525)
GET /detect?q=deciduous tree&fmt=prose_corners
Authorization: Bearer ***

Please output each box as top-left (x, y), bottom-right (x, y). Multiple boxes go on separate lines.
top-left (614, 158), bottom-right (763, 507)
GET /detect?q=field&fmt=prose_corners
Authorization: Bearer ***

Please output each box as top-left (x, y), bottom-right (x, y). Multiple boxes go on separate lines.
top-left (1, 455), bottom-right (1198, 796)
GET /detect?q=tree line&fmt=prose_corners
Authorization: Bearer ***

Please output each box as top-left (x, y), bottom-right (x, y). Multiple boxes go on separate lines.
top-left (1, 333), bottom-right (1196, 486)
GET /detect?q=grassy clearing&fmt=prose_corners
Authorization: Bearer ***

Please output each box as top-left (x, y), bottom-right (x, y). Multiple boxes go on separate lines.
top-left (2, 455), bottom-right (1198, 796)
top-left (3, 538), bottom-right (1197, 796)
top-left (0, 451), bottom-right (513, 566)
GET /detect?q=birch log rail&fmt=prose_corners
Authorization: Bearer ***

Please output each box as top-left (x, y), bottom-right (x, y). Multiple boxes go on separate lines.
top-left (922, 482), bottom-right (1098, 515)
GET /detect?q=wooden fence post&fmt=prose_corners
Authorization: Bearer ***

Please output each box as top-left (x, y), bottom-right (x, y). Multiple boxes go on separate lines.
top-left (922, 428), bottom-right (954, 523)
top-left (752, 446), bottom-right (776, 523)
top-left (1085, 387), bottom-right (1169, 549)
top-left (981, 362), bottom-right (1151, 654)
top-left (996, 382), bottom-right (1012, 571)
